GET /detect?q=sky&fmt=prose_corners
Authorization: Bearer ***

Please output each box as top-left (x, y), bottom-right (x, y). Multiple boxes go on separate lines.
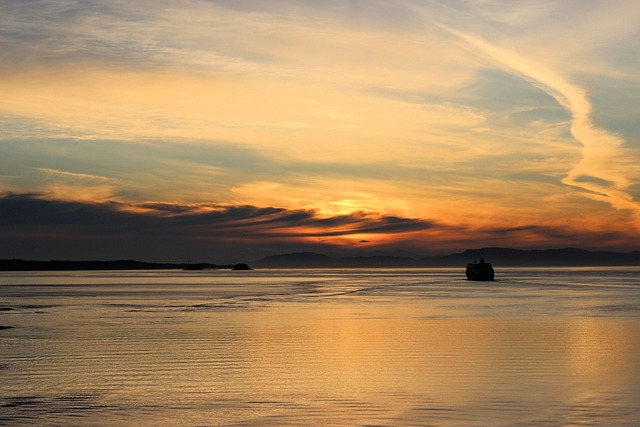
top-left (1, 0), bottom-right (639, 262)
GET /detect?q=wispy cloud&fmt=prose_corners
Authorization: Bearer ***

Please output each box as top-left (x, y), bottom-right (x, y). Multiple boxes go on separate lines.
top-left (33, 168), bottom-right (121, 183)
top-left (423, 17), bottom-right (640, 227)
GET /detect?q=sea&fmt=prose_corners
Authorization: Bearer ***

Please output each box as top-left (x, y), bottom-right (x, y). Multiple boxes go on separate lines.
top-left (1, 267), bottom-right (639, 426)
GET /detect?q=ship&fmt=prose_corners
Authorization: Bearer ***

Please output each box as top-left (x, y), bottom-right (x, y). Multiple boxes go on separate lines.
top-left (465, 258), bottom-right (494, 281)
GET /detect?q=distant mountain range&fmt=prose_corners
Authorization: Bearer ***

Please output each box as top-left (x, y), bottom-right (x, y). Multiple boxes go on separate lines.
top-left (1, 248), bottom-right (637, 271)
top-left (253, 248), bottom-right (639, 268)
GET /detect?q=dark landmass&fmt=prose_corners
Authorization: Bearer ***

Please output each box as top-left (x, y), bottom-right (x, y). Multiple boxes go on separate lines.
top-left (253, 248), bottom-right (639, 268)
top-left (0, 259), bottom-right (252, 271)
top-left (231, 263), bottom-right (253, 270)
top-left (429, 248), bottom-right (639, 267)
top-left (1, 248), bottom-right (637, 271)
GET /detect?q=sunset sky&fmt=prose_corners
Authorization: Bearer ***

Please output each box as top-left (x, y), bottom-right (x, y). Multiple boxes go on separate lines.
top-left (1, 0), bottom-right (639, 262)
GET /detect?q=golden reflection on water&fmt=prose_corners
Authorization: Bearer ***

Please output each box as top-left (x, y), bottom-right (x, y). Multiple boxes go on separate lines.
top-left (1, 269), bottom-right (639, 426)
top-left (199, 302), bottom-right (640, 425)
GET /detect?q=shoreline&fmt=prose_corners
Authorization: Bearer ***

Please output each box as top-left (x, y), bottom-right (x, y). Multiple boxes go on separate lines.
top-left (0, 259), bottom-right (252, 272)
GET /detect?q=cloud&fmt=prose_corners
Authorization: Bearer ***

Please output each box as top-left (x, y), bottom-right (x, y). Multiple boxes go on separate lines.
top-left (0, 193), bottom-right (435, 259)
top-left (33, 168), bottom-right (122, 183)
top-left (0, 0), bottom-right (487, 163)
top-left (0, 193), bottom-right (636, 262)
top-left (428, 20), bottom-right (640, 228)
top-left (28, 167), bottom-right (125, 203)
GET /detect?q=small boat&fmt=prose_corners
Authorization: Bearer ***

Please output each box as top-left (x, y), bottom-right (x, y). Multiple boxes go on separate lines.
top-left (465, 258), bottom-right (494, 281)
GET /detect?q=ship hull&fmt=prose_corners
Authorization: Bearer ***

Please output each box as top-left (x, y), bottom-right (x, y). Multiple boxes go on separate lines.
top-left (465, 264), bottom-right (495, 281)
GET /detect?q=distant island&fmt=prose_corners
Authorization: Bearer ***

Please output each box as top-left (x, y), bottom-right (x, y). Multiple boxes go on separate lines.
top-left (0, 259), bottom-right (253, 271)
top-left (0, 248), bottom-right (637, 271)
top-left (252, 248), bottom-right (639, 268)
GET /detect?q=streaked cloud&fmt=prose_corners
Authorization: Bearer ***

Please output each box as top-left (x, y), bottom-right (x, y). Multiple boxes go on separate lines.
top-left (0, 193), bottom-right (634, 262)
top-left (33, 168), bottom-right (122, 183)
top-left (0, 192), bottom-right (436, 260)
top-left (443, 26), bottom-right (639, 220)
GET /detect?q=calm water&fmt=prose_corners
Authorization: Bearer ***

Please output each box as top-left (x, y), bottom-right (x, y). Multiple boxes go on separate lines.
top-left (1, 267), bottom-right (639, 426)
